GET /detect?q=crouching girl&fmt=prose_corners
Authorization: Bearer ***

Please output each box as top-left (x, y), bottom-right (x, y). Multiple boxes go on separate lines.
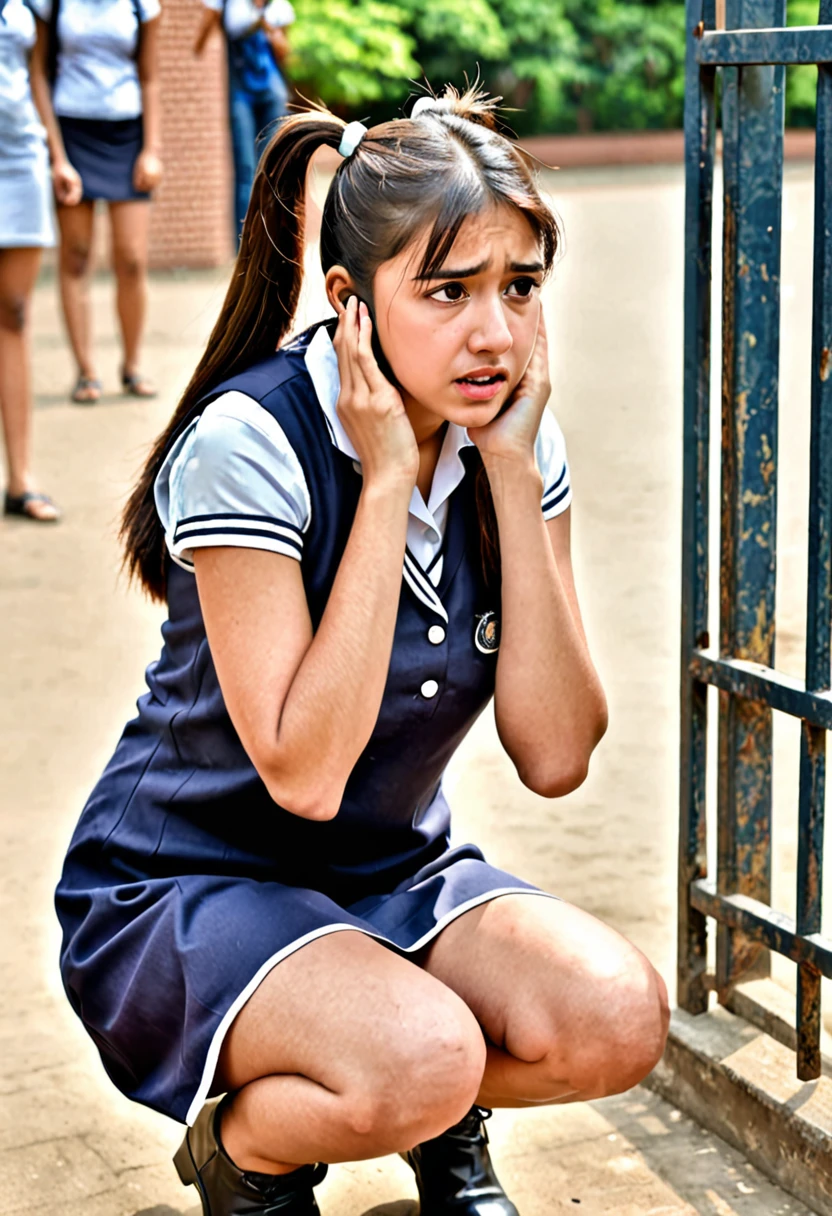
top-left (55, 86), bottom-right (669, 1216)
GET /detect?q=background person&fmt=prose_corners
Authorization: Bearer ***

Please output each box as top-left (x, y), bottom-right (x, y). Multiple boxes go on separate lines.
top-left (194, 0), bottom-right (293, 239)
top-left (0, 0), bottom-right (74, 522)
top-left (28, 0), bottom-right (163, 404)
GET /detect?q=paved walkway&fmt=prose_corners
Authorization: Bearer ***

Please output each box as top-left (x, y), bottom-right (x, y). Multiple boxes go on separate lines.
top-left (0, 164), bottom-right (817, 1214)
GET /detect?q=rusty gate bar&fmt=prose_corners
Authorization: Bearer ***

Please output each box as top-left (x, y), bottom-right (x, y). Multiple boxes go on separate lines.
top-left (678, 0), bottom-right (832, 1080)
top-left (690, 880), bottom-right (832, 976)
top-left (677, 0), bottom-right (716, 1017)
top-left (689, 651), bottom-right (832, 724)
top-left (796, 0), bottom-right (832, 1081)
top-left (698, 25), bottom-right (832, 64)
top-left (715, 0), bottom-right (784, 998)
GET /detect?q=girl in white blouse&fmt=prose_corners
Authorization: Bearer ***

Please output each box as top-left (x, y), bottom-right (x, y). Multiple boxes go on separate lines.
top-left (28, 0), bottom-right (163, 403)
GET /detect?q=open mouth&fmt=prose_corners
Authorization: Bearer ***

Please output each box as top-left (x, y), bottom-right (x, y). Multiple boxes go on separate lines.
top-left (454, 371), bottom-right (507, 401)
top-left (455, 373), bottom-right (506, 387)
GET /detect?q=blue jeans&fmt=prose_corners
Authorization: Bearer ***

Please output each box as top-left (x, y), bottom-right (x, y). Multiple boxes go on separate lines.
top-left (229, 83), bottom-right (287, 238)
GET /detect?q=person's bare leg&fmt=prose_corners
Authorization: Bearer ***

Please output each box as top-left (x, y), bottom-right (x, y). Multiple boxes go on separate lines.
top-left (0, 247), bottom-right (58, 519)
top-left (213, 929), bottom-right (487, 1176)
top-left (109, 200), bottom-right (153, 391)
top-left (57, 200), bottom-right (97, 397)
top-left (417, 894), bottom-right (670, 1108)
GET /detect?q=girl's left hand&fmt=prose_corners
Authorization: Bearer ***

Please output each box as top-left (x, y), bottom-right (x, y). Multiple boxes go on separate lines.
top-left (134, 150), bottom-right (163, 193)
top-left (468, 310), bottom-right (551, 465)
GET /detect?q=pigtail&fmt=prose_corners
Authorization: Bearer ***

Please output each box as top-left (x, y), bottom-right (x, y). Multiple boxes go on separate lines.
top-left (474, 461), bottom-right (501, 590)
top-left (121, 112), bottom-right (347, 602)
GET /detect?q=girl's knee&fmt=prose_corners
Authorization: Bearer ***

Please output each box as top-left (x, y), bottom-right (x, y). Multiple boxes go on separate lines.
top-left (514, 950), bottom-right (669, 1101)
top-left (586, 959), bottom-right (669, 1095)
top-left (570, 954), bottom-right (669, 1097)
top-left (61, 242), bottom-right (92, 279)
top-left (0, 293), bottom-right (28, 333)
top-left (346, 999), bottom-right (486, 1151)
top-left (114, 250), bottom-right (146, 281)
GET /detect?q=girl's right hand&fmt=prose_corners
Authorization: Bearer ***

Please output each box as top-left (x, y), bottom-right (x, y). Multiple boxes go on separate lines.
top-left (53, 158), bottom-right (82, 206)
top-left (332, 297), bottom-right (419, 491)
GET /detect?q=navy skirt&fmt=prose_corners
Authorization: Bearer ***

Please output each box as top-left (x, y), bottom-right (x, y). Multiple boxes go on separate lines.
top-left (58, 838), bottom-right (554, 1126)
top-left (58, 116), bottom-right (150, 203)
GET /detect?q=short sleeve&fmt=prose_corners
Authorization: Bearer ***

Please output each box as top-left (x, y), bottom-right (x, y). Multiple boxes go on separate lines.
top-left (138, 0), bottom-right (161, 21)
top-left (535, 407), bottom-right (572, 520)
top-left (28, 0), bottom-right (50, 20)
top-left (154, 391), bottom-right (311, 571)
top-left (264, 0), bottom-right (294, 25)
top-left (200, 0), bottom-right (222, 10)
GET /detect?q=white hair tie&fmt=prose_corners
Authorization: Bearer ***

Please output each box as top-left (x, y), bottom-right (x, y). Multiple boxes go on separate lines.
top-left (338, 121), bottom-right (368, 159)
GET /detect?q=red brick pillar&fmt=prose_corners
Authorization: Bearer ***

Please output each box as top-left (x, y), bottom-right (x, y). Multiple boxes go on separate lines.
top-left (149, 0), bottom-right (233, 269)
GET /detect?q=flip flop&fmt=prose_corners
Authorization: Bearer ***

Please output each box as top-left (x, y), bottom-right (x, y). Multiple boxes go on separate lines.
top-left (4, 490), bottom-right (62, 523)
top-left (121, 369), bottom-right (157, 398)
top-left (71, 375), bottom-right (102, 404)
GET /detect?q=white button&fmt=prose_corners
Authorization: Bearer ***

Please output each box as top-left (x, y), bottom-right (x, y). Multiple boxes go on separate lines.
top-left (428, 625), bottom-right (446, 645)
top-left (420, 679), bottom-right (439, 699)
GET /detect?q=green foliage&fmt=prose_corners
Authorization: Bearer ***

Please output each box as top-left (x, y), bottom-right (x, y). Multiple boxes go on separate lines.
top-left (289, 0), bottom-right (419, 111)
top-left (787, 0), bottom-right (819, 126)
top-left (288, 0), bottom-right (818, 133)
top-left (509, 0), bottom-right (689, 133)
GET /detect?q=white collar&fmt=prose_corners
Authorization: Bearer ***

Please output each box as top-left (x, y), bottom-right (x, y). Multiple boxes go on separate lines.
top-left (303, 324), bottom-right (475, 525)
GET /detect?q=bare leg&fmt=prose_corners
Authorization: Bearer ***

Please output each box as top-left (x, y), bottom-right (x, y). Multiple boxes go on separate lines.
top-left (109, 200), bottom-right (154, 392)
top-left (213, 929), bottom-right (487, 1176)
top-left (57, 200), bottom-right (98, 397)
top-left (0, 247), bottom-right (58, 519)
top-left (417, 894), bottom-right (670, 1108)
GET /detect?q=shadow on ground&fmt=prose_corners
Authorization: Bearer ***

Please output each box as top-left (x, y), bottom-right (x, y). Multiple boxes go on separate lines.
top-left (34, 391), bottom-right (134, 409)
top-left (133, 1207), bottom-right (195, 1216)
top-left (360, 1204), bottom-right (418, 1216)
top-left (130, 1200), bottom-right (419, 1216)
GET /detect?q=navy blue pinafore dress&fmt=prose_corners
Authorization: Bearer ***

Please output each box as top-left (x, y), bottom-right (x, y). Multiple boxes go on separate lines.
top-left (55, 324), bottom-right (553, 1126)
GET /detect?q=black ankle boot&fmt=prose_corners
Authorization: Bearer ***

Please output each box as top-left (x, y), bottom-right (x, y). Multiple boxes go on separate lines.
top-left (403, 1105), bottom-right (519, 1214)
top-left (174, 1098), bottom-right (328, 1215)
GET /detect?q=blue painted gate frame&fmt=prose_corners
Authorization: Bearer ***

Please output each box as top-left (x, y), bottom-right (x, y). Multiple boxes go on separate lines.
top-left (678, 0), bottom-right (832, 1079)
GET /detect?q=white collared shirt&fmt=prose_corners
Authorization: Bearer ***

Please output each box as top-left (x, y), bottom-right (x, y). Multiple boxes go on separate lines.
top-left (0, 0), bottom-right (42, 154)
top-left (201, 0), bottom-right (294, 39)
top-left (29, 0), bottom-right (161, 121)
top-left (154, 326), bottom-right (572, 590)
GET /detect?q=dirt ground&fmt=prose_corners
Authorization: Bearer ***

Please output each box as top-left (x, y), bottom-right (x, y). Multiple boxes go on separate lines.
top-left (0, 162), bottom-right (818, 1214)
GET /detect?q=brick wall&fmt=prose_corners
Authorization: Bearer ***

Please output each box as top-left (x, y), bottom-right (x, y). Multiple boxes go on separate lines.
top-left (148, 0), bottom-right (233, 269)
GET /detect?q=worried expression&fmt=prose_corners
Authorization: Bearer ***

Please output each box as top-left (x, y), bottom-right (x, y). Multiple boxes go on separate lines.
top-left (329, 204), bottom-right (547, 440)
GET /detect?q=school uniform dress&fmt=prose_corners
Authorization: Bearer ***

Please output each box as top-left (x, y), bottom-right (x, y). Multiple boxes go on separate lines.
top-left (29, 0), bottom-right (160, 202)
top-left (201, 0), bottom-right (294, 235)
top-left (55, 321), bottom-right (573, 1127)
top-left (0, 0), bottom-right (54, 247)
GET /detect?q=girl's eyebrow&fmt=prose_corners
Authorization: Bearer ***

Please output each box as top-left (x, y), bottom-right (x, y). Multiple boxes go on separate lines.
top-left (413, 258), bottom-right (544, 282)
top-left (413, 262), bottom-right (489, 281)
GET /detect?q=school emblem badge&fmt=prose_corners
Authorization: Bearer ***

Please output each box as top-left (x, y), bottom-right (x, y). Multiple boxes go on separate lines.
top-left (474, 611), bottom-right (500, 655)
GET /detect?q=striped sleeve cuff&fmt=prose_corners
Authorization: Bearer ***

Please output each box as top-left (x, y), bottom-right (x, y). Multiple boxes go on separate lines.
top-left (541, 463), bottom-right (572, 520)
top-left (170, 512), bottom-right (304, 566)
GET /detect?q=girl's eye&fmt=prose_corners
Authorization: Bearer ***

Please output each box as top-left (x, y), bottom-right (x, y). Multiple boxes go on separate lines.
top-left (429, 282), bottom-right (468, 303)
top-left (506, 277), bottom-right (539, 299)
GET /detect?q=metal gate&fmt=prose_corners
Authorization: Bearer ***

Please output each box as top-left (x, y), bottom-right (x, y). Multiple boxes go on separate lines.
top-left (678, 0), bottom-right (832, 1080)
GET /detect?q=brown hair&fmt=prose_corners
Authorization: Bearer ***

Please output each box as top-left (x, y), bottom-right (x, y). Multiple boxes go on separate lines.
top-left (121, 85), bottom-right (560, 601)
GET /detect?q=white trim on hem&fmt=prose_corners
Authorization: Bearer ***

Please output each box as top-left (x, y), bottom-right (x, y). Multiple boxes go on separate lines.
top-left (184, 886), bottom-right (557, 1125)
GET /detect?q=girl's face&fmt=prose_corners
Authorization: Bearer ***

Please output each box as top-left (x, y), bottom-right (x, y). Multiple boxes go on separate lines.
top-left (372, 205), bottom-right (545, 438)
